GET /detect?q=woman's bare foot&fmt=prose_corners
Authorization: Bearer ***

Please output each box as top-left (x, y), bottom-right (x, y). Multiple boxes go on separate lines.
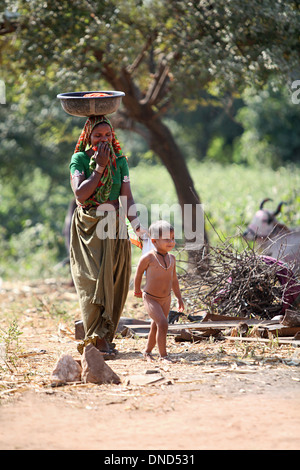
top-left (95, 336), bottom-right (110, 351)
top-left (143, 350), bottom-right (155, 363)
top-left (95, 337), bottom-right (116, 359)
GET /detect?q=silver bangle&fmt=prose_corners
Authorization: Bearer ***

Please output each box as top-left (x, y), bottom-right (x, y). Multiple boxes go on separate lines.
top-left (94, 166), bottom-right (105, 174)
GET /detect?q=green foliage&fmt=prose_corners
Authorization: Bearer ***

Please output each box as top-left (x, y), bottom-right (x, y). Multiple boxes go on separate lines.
top-left (163, 0), bottom-right (300, 98)
top-left (233, 84), bottom-right (300, 167)
top-left (0, 320), bottom-right (23, 372)
top-left (130, 160), bottom-right (300, 244)
top-left (0, 81), bottom-right (81, 184)
top-left (167, 92), bottom-right (244, 162)
top-left (0, 159), bottom-right (299, 279)
top-left (190, 162), bottom-right (300, 241)
top-left (5, 0), bottom-right (164, 90)
top-left (0, 167), bottom-right (71, 279)
top-left (1, 0), bottom-right (299, 280)
top-left (3, 0), bottom-right (300, 96)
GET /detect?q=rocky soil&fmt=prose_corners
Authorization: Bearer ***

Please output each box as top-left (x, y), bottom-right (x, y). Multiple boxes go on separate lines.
top-left (0, 278), bottom-right (299, 450)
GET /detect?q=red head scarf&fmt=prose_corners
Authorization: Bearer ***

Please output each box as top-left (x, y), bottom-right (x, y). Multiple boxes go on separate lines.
top-left (74, 115), bottom-right (123, 204)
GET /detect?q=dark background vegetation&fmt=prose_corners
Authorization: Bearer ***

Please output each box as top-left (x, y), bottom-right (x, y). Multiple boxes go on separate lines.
top-left (0, 0), bottom-right (299, 279)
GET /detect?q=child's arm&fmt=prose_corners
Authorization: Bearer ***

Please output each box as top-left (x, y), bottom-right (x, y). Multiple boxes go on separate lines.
top-left (134, 253), bottom-right (150, 297)
top-left (172, 257), bottom-right (184, 312)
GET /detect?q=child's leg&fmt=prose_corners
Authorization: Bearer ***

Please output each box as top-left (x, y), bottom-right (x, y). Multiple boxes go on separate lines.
top-left (159, 296), bottom-right (176, 361)
top-left (143, 293), bottom-right (171, 358)
top-left (145, 320), bottom-right (157, 359)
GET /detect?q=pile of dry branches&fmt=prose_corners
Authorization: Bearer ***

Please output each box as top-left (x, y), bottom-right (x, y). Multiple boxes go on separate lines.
top-left (180, 242), bottom-right (295, 319)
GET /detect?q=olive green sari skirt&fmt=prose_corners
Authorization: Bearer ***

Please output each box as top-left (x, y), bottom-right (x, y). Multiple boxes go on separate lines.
top-left (70, 206), bottom-right (131, 353)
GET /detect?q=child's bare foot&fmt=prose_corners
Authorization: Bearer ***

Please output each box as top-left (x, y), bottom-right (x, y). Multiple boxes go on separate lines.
top-left (159, 355), bottom-right (177, 364)
top-left (143, 350), bottom-right (155, 362)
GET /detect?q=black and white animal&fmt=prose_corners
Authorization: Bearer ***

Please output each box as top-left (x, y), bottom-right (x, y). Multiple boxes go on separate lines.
top-left (243, 198), bottom-right (300, 275)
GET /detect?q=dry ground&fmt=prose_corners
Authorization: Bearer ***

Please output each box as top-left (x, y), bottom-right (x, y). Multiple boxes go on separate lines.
top-left (0, 278), bottom-right (299, 451)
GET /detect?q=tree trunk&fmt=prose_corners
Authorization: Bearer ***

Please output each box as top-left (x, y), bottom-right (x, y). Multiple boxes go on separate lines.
top-left (102, 64), bottom-right (209, 271)
top-left (146, 116), bottom-right (209, 271)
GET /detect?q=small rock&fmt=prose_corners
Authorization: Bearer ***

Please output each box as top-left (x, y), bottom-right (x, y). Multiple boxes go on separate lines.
top-left (51, 354), bottom-right (82, 386)
top-left (237, 322), bottom-right (249, 336)
top-left (81, 344), bottom-right (121, 385)
top-left (74, 320), bottom-right (85, 340)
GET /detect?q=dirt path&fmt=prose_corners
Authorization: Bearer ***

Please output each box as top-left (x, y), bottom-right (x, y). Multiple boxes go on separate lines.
top-left (0, 279), bottom-right (299, 450)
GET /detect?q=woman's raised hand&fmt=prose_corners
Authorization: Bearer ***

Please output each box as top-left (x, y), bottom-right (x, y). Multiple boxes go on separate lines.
top-left (95, 142), bottom-right (110, 169)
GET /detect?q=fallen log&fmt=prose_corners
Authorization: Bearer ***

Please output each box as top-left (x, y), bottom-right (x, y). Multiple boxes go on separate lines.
top-left (281, 309), bottom-right (300, 327)
top-left (75, 318), bottom-right (152, 340)
top-left (75, 310), bottom-right (300, 343)
top-left (167, 318), bottom-right (267, 333)
top-left (120, 315), bottom-right (300, 340)
top-left (174, 328), bottom-right (222, 342)
top-left (263, 324), bottom-right (300, 338)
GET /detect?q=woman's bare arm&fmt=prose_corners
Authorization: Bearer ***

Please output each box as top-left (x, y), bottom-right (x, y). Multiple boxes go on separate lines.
top-left (71, 143), bottom-right (110, 204)
top-left (120, 181), bottom-right (148, 237)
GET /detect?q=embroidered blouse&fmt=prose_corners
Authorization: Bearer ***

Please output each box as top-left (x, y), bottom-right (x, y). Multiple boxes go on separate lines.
top-left (70, 151), bottom-right (130, 206)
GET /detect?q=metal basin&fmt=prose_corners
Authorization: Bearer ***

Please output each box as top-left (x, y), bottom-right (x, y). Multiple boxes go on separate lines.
top-left (57, 91), bottom-right (125, 117)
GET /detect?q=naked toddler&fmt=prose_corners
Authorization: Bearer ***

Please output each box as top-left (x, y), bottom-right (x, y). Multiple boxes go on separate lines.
top-left (134, 220), bottom-right (184, 362)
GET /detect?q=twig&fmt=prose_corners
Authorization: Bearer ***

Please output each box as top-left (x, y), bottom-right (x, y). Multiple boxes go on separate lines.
top-left (179, 237), bottom-right (296, 319)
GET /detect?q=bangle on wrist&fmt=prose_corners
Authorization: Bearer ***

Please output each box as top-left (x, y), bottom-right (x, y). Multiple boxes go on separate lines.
top-left (94, 166), bottom-right (105, 174)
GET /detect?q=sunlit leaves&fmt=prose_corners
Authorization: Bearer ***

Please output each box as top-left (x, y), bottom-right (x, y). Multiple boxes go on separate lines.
top-left (2, 0), bottom-right (299, 99)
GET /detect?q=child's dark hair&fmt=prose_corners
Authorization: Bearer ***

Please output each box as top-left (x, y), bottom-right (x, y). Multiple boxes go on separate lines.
top-left (149, 220), bottom-right (174, 239)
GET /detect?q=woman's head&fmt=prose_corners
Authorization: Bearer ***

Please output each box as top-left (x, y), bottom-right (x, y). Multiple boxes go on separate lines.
top-left (74, 115), bottom-right (122, 157)
top-left (90, 122), bottom-right (113, 148)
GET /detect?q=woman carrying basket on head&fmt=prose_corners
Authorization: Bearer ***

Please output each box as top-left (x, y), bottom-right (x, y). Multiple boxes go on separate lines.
top-left (69, 115), bottom-right (145, 358)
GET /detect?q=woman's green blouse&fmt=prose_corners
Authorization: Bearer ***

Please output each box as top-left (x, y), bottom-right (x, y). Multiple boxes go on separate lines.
top-left (70, 151), bottom-right (130, 204)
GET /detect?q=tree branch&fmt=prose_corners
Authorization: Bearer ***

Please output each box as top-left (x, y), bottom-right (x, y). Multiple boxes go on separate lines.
top-left (140, 56), bottom-right (171, 106)
top-left (0, 12), bottom-right (19, 36)
top-left (126, 35), bottom-right (155, 75)
top-left (110, 110), bottom-right (150, 143)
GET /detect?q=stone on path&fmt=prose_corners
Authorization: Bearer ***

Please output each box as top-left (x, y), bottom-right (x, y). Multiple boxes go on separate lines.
top-left (51, 354), bottom-right (82, 386)
top-left (81, 344), bottom-right (121, 385)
